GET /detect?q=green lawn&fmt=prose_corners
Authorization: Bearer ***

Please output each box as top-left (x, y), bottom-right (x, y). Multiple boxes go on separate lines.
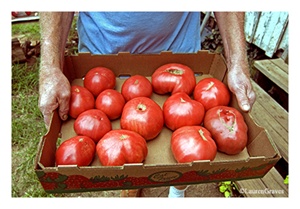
top-left (11, 19), bottom-right (117, 198)
top-left (11, 21), bottom-right (51, 197)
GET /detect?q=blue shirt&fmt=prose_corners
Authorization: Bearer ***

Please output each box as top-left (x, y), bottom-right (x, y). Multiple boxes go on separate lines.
top-left (77, 12), bottom-right (201, 54)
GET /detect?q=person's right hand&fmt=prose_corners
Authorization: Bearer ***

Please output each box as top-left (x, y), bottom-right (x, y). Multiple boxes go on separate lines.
top-left (38, 66), bottom-right (71, 129)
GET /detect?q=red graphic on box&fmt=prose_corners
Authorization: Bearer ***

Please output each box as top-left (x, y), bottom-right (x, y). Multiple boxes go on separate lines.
top-left (37, 162), bottom-right (274, 193)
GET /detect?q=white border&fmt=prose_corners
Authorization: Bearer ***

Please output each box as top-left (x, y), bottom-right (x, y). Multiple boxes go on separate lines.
top-left (3, 1), bottom-right (298, 208)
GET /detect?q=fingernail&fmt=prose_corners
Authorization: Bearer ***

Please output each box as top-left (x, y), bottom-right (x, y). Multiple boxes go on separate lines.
top-left (242, 104), bottom-right (250, 111)
top-left (62, 114), bottom-right (68, 120)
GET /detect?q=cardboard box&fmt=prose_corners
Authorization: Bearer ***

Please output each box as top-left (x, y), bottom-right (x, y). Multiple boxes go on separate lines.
top-left (35, 51), bottom-right (281, 193)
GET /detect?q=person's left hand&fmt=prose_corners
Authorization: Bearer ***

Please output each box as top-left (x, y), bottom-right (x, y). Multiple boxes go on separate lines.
top-left (227, 63), bottom-right (256, 112)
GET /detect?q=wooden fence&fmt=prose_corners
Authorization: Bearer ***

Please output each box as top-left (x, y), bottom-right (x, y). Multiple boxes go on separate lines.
top-left (245, 12), bottom-right (289, 61)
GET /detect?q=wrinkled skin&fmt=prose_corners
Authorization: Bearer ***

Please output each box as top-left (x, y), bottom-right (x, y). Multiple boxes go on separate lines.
top-left (38, 12), bottom-right (74, 129)
top-left (38, 67), bottom-right (71, 129)
top-left (214, 12), bottom-right (256, 112)
top-left (227, 64), bottom-right (256, 112)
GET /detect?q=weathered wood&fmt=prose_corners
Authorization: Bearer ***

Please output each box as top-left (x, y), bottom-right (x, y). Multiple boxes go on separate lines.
top-left (251, 79), bottom-right (288, 131)
top-left (235, 76), bottom-right (289, 197)
top-left (236, 178), bottom-right (273, 197)
top-left (245, 12), bottom-right (289, 59)
top-left (270, 58), bottom-right (288, 74)
top-left (278, 23), bottom-right (289, 62)
top-left (245, 12), bottom-right (261, 43)
top-left (253, 59), bottom-right (288, 93)
top-left (261, 168), bottom-right (288, 197)
top-left (12, 38), bottom-right (26, 63)
top-left (250, 80), bottom-right (288, 162)
top-left (236, 168), bottom-right (288, 197)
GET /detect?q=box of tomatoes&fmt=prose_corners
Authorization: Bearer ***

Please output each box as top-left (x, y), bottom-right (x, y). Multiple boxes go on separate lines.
top-left (35, 51), bottom-right (281, 193)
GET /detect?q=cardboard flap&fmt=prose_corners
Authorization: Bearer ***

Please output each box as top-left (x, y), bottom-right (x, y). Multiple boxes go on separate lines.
top-left (247, 129), bottom-right (281, 159)
top-left (63, 51), bottom-right (218, 80)
top-left (36, 110), bottom-right (62, 168)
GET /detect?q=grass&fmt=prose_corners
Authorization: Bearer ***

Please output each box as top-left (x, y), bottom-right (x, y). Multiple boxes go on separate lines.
top-left (11, 64), bottom-right (118, 196)
top-left (12, 22), bottom-right (40, 41)
top-left (11, 21), bottom-right (50, 197)
top-left (11, 18), bottom-right (117, 198)
top-left (11, 60), bottom-right (51, 197)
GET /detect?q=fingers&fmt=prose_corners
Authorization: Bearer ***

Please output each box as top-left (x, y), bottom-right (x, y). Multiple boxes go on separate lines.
top-left (38, 70), bottom-right (71, 129)
top-left (234, 84), bottom-right (256, 112)
top-left (39, 92), bottom-right (70, 130)
top-left (227, 65), bottom-right (256, 112)
top-left (39, 100), bottom-right (58, 129)
top-left (57, 89), bottom-right (71, 122)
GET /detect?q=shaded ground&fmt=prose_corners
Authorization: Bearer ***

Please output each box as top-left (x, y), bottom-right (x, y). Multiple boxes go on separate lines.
top-left (141, 183), bottom-right (225, 197)
top-left (47, 183), bottom-right (226, 198)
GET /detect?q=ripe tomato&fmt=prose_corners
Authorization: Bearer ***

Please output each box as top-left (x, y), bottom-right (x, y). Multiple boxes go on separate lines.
top-left (74, 109), bottom-right (112, 143)
top-left (203, 106), bottom-right (248, 155)
top-left (69, 85), bottom-right (95, 119)
top-left (121, 75), bottom-right (152, 101)
top-left (151, 63), bottom-right (196, 95)
top-left (56, 135), bottom-right (96, 166)
top-left (96, 129), bottom-right (148, 166)
top-left (193, 77), bottom-right (231, 111)
top-left (120, 97), bottom-right (164, 140)
top-left (163, 92), bottom-right (205, 131)
top-left (171, 126), bottom-right (217, 163)
top-left (95, 89), bottom-right (125, 120)
top-left (83, 66), bottom-right (116, 97)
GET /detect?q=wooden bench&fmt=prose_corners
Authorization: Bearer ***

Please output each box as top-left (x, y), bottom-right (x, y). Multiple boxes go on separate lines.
top-left (235, 58), bottom-right (289, 197)
top-left (253, 58), bottom-right (288, 94)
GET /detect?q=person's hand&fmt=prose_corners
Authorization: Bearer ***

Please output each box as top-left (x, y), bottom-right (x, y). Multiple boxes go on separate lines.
top-left (227, 63), bottom-right (256, 112)
top-left (38, 66), bottom-right (71, 129)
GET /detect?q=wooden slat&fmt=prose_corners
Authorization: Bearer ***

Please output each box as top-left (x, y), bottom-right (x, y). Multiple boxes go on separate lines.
top-left (236, 179), bottom-right (273, 197)
top-left (236, 168), bottom-right (288, 197)
top-left (235, 77), bottom-right (289, 198)
top-left (261, 168), bottom-right (288, 197)
top-left (270, 58), bottom-right (289, 74)
top-left (254, 59), bottom-right (288, 93)
top-left (252, 12), bottom-right (289, 58)
top-left (250, 80), bottom-right (288, 162)
top-left (251, 80), bottom-right (288, 131)
top-left (245, 12), bottom-right (261, 43)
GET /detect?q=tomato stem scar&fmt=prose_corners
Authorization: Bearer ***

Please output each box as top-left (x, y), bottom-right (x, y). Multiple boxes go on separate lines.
top-left (166, 68), bottom-right (184, 75)
top-left (137, 103), bottom-right (147, 111)
top-left (199, 129), bottom-right (208, 141)
top-left (205, 81), bottom-right (215, 91)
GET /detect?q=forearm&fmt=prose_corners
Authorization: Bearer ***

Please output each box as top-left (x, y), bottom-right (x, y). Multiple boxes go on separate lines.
top-left (214, 12), bottom-right (248, 72)
top-left (39, 12), bottom-right (74, 126)
top-left (40, 12), bottom-right (74, 72)
top-left (214, 12), bottom-right (255, 112)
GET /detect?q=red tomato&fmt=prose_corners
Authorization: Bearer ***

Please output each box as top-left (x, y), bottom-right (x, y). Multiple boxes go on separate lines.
top-left (96, 129), bottom-right (148, 166)
top-left (120, 97), bottom-right (164, 140)
top-left (193, 77), bottom-right (231, 111)
top-left (151, 63), bottom-right (196, 95)
top-left (69, 85), bottom-right (95, 119)
top-left (74, 109), bottom-right (112, 143)
top-left (171, 126), bottom-right (217, 163)
top-left (163, 92), bottom-right (205, 131)
top-left (83, 66), bottom-right (116, 97)
top-left (121, 75), bottom-right (152, 101)
top-left (95, 89), bottom-right (125, 120)
top-left (56, 135), bottom-right (96, 166)
top-left (203, 106), bottom-right (248, 155)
